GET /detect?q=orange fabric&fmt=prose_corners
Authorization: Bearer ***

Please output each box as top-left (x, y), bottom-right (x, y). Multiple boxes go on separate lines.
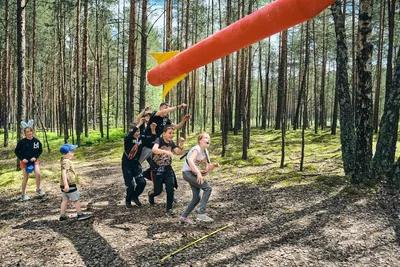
top-left (20, 160), bottom-right (39, 169)
top-left (147, 0), bottom-right (334, 86)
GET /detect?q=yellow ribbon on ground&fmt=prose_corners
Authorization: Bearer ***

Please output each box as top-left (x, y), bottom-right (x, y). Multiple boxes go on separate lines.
top-left (160, 222), bottom-right (235, 262)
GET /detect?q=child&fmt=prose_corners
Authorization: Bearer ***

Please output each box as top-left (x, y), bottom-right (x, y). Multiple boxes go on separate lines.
top-left (180, 133), bottom-right (220, 224)
top-left (59, 144), bottom-right (91, 221)
top-left (14, 120), bottom-right (45, 201)
top-left (147, 126), bottom-right (185, 217)
top-left (122, 119), bottom-right (156, 209)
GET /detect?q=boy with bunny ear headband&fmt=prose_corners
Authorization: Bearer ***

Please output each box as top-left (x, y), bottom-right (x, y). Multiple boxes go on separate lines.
top-left (15, 120), bottom-right (45, 201)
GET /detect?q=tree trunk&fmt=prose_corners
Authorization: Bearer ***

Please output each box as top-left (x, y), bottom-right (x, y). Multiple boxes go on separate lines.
top-left (275, 30), bottom-right (287, 130)
top-left (373, 23), bottom-right (400, 179)
top-left (76, 0), bottom-right (82, 145)
top-left (330, 0), bottom-right (356, 175)
top-left (352, 0), bottom-right (374, 184)
top-left (139, 0), bottom-right (148, 110)
top-left (17, 0), bottom-right (27, 140)
top-left (2, 0), bottom-right (10, 147)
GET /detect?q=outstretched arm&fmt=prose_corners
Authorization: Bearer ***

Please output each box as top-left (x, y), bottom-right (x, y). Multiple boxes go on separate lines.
top-left (171, 114), bottom-right (191, 130)
top-left (155, 103), bottom-right (187, 117)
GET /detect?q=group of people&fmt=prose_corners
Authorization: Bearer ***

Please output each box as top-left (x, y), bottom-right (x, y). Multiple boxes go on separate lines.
top-left (122, 102), bottom-right (220, 224)
top-left (14, 102), bottom-right (220, 225)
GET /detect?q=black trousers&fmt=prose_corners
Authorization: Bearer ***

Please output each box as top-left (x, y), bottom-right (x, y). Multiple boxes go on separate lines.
top-left (147, 167), bottom-right (175, 210)
top-left (122, 163), bottom-right (146, 203)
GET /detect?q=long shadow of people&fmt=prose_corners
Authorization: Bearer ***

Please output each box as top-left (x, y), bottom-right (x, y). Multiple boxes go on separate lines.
top-left (13, 218), bottom-right (129, 267)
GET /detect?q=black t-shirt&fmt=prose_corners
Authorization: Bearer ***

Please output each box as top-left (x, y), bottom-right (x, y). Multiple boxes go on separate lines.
top-left (150, 137), bottom-right (177, 169)
top-left (142, 111), bottom-right (172, 148)
top-left (15, 137), bottom-right (43, 161)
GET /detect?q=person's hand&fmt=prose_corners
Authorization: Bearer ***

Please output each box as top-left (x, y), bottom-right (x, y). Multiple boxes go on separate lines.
top-left (63, 185), bottom-right (70, 193)
top-left (164, 151), bottom-right (174, 158)
top-left (213, 163), bottom-right (221, 168)
top-left (22, 159), bottom-right (28, 163)
top-left (145, 105), bottom-right (152, 111)
top-left (30, 157), bottom-right (37, 162)
top-left (178, 137), bottom-right (185, 145)
top-left (197, 173), bottom-right (203, 184)
top-left (184, 114), bottom-right (191, 120)
top-left (178, 103), bottom-right (187, 109)
top-left (150, 122), bottom-right (157, 130)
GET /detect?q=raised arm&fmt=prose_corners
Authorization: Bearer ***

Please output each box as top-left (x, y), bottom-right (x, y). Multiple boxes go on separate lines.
top-left (136, 105), bottom-right (152, 124)
top-left (171, 114), bottom-right (191, 130)
top-left (155, 103), bottom-right (187, 117)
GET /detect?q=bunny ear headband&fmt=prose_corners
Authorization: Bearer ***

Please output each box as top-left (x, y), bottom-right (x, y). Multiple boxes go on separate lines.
top-left (21, 119), bottom-right (34, 130)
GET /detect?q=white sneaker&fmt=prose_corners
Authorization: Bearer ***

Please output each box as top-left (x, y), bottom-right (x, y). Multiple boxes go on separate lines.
top-left (21, 194), bottom-right (31, 201)
top-left (36, 189), bottom-right (46, 197)
top-left (196, 213), bottom-right (214, 222)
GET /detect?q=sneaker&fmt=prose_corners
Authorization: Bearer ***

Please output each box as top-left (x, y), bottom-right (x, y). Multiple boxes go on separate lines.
top-left (179, 216), bottom-right (196, 225)
top-left (36, 189), bottom-right (46, 197)
top-left (59, 215), bottom-right (68, 221)
top-left (77, 213), bottom-right (92, 221)
top-left (125, 201), bottom-right (133, 209)
top-left (148, 191), bottom-right (155, 205)
top-left (196, 213), bottom-right (214, 222)
top-left (21, 194), bottom-right (31, 201)
top-left (131, 197), bottom-right (142, 207)
top-left (166, 209), bottom-right (175, 217)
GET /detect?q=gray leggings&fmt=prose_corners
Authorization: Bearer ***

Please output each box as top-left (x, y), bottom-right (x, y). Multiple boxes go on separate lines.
top-left (181, 171), bottom-right (212, 218)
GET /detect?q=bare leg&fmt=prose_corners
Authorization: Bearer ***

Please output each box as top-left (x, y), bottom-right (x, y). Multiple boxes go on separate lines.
top-left (21, 170), bottom-right (29, 195)
top-left (34, 164), bottom-right (41, 190)
top-left (61, 199), bottom-right (69, 215)
top-left (74, 200), bottom-right (82, 214)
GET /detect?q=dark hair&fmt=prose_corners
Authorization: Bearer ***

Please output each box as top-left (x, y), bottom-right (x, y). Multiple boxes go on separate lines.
top-left (163, 125), bottom-right (174, 132)
top-left (129, 123), bottom-right (137, 130)
top-left (160, 102), bottom-right (169, 107)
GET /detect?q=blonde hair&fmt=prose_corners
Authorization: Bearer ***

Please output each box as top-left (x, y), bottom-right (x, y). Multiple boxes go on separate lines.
top-left (197, 133), bottom-right (209, 144)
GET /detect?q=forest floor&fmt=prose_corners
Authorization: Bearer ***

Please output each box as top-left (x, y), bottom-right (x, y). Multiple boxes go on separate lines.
top-left (1, 156), bottom-right (400, 267)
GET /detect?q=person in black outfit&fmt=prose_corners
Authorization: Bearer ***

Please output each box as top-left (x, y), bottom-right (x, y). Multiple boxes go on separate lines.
top-left (15, 120), bottom-right (45, 201)
top-left (139, 102), bottom-right (190, 164)
top-left (147, 125), bottom-right (185, 217)
top-left (122, 118), bottom-right (156, 209)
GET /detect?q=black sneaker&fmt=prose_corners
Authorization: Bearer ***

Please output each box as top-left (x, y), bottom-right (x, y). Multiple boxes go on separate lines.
top-left (77, 213), bottom-right (92, 221)
top-left (126, 201), bottom-right (133, 209)
top-left (132, 197), bottom-right (142, 207)
top-left (166, 209), bottom-right (175, 217)
top-left (148, 191), bottom-right (155, 205)
top-left (59, 215), bottom-right (68, 221)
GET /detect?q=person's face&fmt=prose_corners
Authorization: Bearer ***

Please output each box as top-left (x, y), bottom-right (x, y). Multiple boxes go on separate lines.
top-left (67, 150), bottom-right (74, 158)
top-left (133, 128), bottom-right (140, 138)
top-left (24, 128), bottom-right (33, 139)
top-left (145, 114), bottom-right (150, 123)
top-left (160, 103), bottom-right (170, 111)
top-left (200, 134), bottom-right (210, 147)
top-left (163, 128), bottom-right (174, 142)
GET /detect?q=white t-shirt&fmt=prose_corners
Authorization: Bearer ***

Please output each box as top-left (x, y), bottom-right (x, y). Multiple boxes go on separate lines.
top-left (182, 145), bottom-right (208, 172)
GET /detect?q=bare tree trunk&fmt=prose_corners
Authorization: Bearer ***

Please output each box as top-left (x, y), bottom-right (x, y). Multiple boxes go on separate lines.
top-left (139, 0), bottom-right (148, 109)
top-left (2, 0), bottom-right (10, 147)
top-left (373, 0), bottom-right (385, 134)
top-left (76, 0), bottom-right (82, 145)
top-left (300, 21), bottom-right (310, 171)
top-left (276, 30), bottom-right (287, 130)
top-left (17, 0), bottom-right (27, 141)
top-left (83, 0), bottom-right (89, 137)
top-left (126, 0), bottom-right (136, 127)
top-left (330, 0), bottom-right (356, 175)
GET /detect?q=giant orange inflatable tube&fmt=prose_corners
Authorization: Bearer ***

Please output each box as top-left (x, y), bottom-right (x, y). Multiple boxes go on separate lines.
top-left (148, 0), bottom-right (335, 98)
